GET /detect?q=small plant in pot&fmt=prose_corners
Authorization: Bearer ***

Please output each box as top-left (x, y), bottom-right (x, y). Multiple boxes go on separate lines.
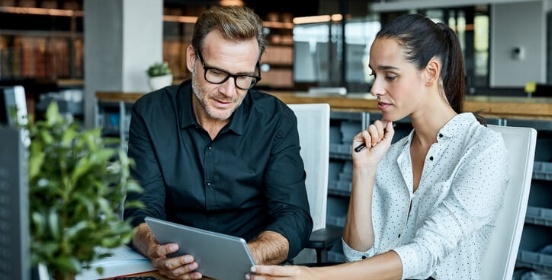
top-left (26, 102), bottom-right (143, 280)
top-left (147, 61), bottom-right (173, 90)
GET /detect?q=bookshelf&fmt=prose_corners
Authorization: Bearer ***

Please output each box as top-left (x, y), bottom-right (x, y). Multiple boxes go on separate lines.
top-left (259, 20), bottom-right (295, 90)
top-left (0, 6), bottom-right (84, 81)
top-left (0, 4), bottom-right (297, 91)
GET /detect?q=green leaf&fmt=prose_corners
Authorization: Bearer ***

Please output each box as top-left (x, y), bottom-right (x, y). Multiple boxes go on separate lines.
top-left (31, 212), bottom-right (46, 236)
top-left (47, 207), bottom-right (60, 239)
top-left (28, 143), bottom-right (45, 179)
top-left (74, 193), bottom-right (95, 217)
top-left (51, 255), bottom-right (81, 276)
top-left (65, 220), bottom-right (88, 238)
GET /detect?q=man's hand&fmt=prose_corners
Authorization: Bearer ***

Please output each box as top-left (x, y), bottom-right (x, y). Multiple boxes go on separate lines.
top-left (132, 223), bottom-right (203, 279)
top-left (147, 243), bottom-right (202, 279)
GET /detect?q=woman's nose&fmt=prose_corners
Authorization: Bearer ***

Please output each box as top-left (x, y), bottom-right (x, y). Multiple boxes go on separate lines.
top-left (370, 80), bottom-right (385, 97)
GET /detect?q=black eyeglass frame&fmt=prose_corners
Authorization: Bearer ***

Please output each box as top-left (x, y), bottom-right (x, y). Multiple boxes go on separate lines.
top-left (196, 51), bottom-right (262, 90)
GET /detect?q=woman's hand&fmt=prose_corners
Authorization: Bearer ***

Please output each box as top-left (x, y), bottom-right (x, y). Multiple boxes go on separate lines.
top-left (352, 120), bottom-right (395, 169)
top-left (247, 265), bottom-right (321, 280)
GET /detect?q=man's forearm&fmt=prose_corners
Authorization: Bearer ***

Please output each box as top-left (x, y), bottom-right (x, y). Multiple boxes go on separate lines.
top-left (132, 222), bottom-right (157, 258)
top-left (248, 231), bottom-right (289, 265)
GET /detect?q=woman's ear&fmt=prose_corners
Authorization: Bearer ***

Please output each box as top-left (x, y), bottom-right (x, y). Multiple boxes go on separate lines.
top-left (424, 59), bottom-right (441, 86)
top-left (186, 45), bottom-right (196, 73)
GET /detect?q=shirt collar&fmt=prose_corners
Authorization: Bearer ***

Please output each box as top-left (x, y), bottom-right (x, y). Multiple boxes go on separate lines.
top-left (404, 112), bottom-right (477, 144)
top-left (437, 112), bottom-right (477, 139)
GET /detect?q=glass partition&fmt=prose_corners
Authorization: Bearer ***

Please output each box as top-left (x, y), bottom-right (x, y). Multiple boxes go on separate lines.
top-left (293, 15), bottom-right (380, 92)
top-left (293, 5), bottom-right (490, 94)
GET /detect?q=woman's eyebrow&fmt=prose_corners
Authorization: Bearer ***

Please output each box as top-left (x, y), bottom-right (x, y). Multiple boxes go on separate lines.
top-left (368, 64), bottom-right (399, 71)
top-left (377, 65), bottom-right (399, 71)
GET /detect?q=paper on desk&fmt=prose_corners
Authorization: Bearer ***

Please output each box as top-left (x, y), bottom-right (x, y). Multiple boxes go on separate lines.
top-left (75, 245), bottom-right (155, 280)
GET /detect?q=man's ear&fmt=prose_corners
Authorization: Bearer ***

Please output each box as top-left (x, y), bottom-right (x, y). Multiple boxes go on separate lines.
top-left (186, 45), bottom-right (196, 73)
top-left (424, 59), bottom-right (441, 86)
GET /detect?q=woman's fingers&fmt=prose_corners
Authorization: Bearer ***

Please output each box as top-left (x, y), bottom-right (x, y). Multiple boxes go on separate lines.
top-left (367, 120), bottom-right (387, 147)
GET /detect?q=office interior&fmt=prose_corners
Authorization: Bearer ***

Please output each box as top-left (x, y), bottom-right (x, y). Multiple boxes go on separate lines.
top-left (2, 0), bottom-right (552, 279)
top-left (2, 0), bottom-right (551, 120)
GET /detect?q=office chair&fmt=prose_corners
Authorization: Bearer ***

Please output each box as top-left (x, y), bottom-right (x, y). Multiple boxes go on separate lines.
top-left (288, 103), bottom-right (342, 265)
top-left (482, 125), bottom-right (537, 280)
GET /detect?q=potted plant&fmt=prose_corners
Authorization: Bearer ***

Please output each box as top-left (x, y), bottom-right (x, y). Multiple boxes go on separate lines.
top-left (26, 102), bottom-right (143, 280)
top-left (147, 61), bottom-right (173, 90)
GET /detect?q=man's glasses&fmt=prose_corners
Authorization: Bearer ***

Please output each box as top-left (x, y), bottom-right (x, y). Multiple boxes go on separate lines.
top-left (196, 52), bottom-right (261, 90)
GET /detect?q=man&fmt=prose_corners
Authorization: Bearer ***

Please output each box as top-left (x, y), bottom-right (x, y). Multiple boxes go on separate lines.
top-left (124, 5), bottom-right (313, 279)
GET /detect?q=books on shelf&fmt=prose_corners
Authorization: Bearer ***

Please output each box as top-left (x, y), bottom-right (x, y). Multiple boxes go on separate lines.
top-left (0, 35), bottom-right (83, 80)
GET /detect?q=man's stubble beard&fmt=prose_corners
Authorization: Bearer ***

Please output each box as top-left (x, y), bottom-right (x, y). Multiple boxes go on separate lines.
top-left (191, 70), bottom-right (241, 121)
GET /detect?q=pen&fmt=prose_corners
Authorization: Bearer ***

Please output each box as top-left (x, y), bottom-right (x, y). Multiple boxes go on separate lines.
top-left (354, 143), bottom-right (366, 153)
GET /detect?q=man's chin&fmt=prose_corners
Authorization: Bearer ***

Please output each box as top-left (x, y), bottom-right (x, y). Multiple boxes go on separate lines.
top-left (207, 108), bottom-right (234, 121)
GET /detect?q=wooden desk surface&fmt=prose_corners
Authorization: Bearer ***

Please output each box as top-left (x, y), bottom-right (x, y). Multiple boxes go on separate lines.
top-left (96, 90), bottom-right (552, 120)
top-left (110, 270), bottom-right (215, 279)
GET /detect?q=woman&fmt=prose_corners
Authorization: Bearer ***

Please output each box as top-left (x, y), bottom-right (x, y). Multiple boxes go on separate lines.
top-left (249, 13), bottom-right (508, 280)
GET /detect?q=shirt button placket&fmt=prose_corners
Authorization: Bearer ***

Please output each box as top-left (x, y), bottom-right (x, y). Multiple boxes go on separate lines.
top-left (204, 145), bottom-right (215, 210)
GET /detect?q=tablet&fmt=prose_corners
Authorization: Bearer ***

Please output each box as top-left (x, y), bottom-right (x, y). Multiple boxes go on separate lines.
top-left (145, 217), bottom-right (256, 279)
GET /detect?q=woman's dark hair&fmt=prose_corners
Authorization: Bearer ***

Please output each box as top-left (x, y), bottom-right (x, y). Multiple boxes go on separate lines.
top-left (377, 14), bottom-right (468, 114)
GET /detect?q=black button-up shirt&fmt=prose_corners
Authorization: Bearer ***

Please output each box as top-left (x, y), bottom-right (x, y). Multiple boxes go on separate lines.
top-left (124, 80), bottom-right (313, 259)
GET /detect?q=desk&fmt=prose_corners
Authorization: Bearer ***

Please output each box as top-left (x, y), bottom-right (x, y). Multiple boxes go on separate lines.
top-left (113, 271), bottom-right (216, 279)
top-left (96, 91), bottom-right (552, 120)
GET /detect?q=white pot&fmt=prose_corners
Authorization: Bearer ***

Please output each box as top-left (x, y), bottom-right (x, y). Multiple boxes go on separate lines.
top-left (148, 74), bottom-right (173, 91)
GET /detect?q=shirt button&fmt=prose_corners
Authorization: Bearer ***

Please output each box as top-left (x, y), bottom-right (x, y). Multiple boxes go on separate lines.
top-left (208, 146), bottom-right (212, 150)
top-left (398, 234), bottom-right (401, 238)
top-left (429, 156), bottom-right (434, 161)
top-left (206, 182), bottom-right (211, 186)
top-left (439, 133), bottom-right (443, 138)
top-left (361, 256), bottom-right (367, 260)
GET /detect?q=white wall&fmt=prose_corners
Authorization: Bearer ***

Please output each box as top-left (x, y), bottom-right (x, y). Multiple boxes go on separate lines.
top-left (122, 0), bottom-right (164, 92)
top-left (490, 1), bottom-right (547, 87)
top-left (83, 0), bottom-right (163, 128)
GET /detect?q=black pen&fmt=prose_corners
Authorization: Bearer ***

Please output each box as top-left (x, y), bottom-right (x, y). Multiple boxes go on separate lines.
top-left (354, 143), bottom-right (366, 153)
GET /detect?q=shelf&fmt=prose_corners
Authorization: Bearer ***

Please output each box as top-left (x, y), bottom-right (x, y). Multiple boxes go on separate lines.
top-left (328, 180), bottom-right (351, 197)
top-left (516, 250), bottom-right (552, 274)
top-left (0, 6), bottom-right (82, 17)
top-left (95, 99), bottom-right (132, 151)
top-left (525, 206), bottom-right (552, 227)
top-left (533, 161), bottom-right (552, 181)
top-left (0, 34), bottom-right (84, 80)
top-left (326, 215), bottom-right (346, 228)
top-left (0, 5), bottom-right (84, 80)
top-left (330, 143), bottom-right (353, 159)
